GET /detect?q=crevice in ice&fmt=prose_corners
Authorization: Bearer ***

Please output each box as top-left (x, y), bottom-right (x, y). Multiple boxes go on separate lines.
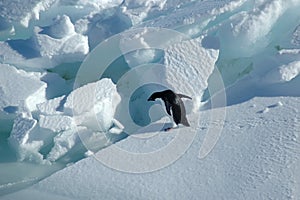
top-left (0, 120), bottom-right (16, 162)
top-left (7, 38), bottom-right (41, 59)
top-left (3, 106), bottom-right (19, 114)
top-left (101, 55), bottom-right (131, 84)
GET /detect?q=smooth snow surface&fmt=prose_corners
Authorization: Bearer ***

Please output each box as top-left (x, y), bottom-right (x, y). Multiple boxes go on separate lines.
top-left (3, 96), bottom-right (300, 200)
top-left (1, 0), bottom-right (300, 199)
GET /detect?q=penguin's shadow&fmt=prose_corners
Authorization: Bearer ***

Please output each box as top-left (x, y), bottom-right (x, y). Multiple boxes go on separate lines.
top-left (132, 122), bottom-right (173, 135)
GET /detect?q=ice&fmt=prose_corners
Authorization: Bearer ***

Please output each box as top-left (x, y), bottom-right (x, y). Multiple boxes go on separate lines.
top-left (41, 72), bottom-right (72, 99)
top-left (65, 78), bottom-right (121, 133)
top-left (121, 0), bottom-right (168, 25)
top-left (291, 25), bottom-right (300, 46)
top-left (164, 37), bottom-right (219, 106)
top-left (42, 15), bottom-right (75, 39)
top-left (217, 0), bottom-right (300, 58)
top-left (47, 126), bottom-right (110, 162)
top-left (8, 114), bottom-right (45, 163)
top-left (39, 115), bottom-right (75, 132)
top-left (37, 96), bottom-right (66, 115)
top-left (135, 0), bottom-right (236, 31)
top-left (0, 0), bottom-right (56, 28)
top-left (9, 114), bottom-right (37, 146)
top-left (0, 64), bottom-right (46, 114)
top-left (4, 77), bottom-right (121, 167)
top-left (264, 61), bottom-right (300, 83)
top-left (0, 0), bottom-right (123, 40)
top-left (46, 127), bottom-right (83, 162)
top-left (0, 42), bottom-right (25, 64)
top-left (1, 13), bottom-right (89, 70)
top-left (33, 22), bottom-right (89, 68)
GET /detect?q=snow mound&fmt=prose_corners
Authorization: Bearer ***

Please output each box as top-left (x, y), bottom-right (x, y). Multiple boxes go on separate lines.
top-left (42, 15), bottom-right (75, 39)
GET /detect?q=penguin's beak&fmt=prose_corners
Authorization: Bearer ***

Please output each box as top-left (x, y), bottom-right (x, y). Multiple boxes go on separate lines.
top-left (147, 97), bottom-right (155, 101)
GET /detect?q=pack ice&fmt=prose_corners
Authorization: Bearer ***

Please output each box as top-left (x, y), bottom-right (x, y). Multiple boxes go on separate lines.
top-left (7, 78), bottom-right (121, 164)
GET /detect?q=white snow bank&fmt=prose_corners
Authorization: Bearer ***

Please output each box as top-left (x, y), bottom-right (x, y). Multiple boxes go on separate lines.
top-left (4, 96), bottom-right (299, 200)
top-left (44, 15), bottom-right (75, 39)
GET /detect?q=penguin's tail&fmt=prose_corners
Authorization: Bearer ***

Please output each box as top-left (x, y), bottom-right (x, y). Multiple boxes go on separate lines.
top-left (181, 117), bottom-right (190, 127)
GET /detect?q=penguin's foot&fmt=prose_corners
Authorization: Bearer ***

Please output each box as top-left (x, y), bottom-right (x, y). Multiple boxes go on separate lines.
top-left (164, 127), bottom-right (173, 132)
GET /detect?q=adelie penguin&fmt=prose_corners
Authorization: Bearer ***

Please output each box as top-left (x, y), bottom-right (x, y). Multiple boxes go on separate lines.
top-left (148, 89), bottom-right (192, 131)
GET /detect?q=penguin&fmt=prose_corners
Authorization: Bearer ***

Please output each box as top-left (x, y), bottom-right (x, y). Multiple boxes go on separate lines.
top-left (147, 89), bottom-right (192, 131)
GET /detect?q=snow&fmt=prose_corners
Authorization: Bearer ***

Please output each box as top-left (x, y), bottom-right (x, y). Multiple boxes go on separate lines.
top-left (1, 0), bottom-right (300, 199)
top-left (42, 15), bottom-right (75, 39)
top-left (3, 96), bottom-right (299, 199)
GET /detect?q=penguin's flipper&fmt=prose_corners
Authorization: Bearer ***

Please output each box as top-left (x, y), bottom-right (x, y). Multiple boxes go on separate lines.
top-left (164, 101), bottom-right (172, 116)
top-left (178, 94), bottom-right (192, 100)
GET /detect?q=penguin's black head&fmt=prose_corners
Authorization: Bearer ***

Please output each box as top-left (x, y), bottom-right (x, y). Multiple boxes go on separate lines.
top-left (147, 95), bottom-right (156, 101)
top-left (147, 92), bottom-right (159, 101)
